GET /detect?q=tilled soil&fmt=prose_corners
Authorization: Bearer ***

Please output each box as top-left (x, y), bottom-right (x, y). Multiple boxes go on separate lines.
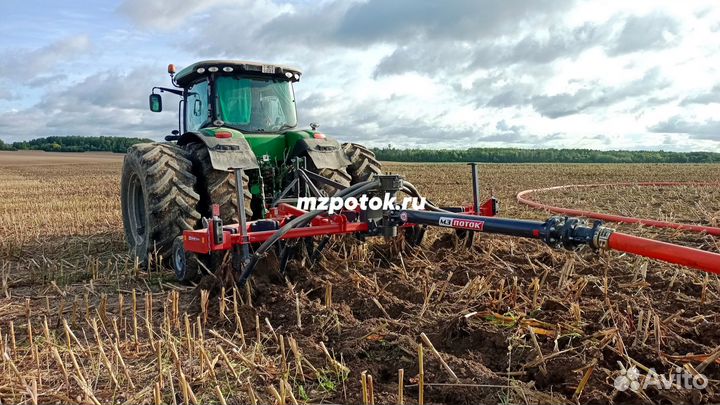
top-left (1, 154), bottom-right (719, 404)
top-left (240, 228), bottom-right (720, 404)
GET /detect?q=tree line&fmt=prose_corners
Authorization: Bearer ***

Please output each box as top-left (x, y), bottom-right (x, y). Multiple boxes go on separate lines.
top-left (371, 146), bottom-right (720, 163)
top-left (1, 136), bottom-right (718, 163)
top-left (0, 136), bottom-right (152, 153)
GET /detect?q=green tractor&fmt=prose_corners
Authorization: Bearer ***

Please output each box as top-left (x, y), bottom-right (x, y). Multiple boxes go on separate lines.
top-left (120, 60), bottom-right (381, 278)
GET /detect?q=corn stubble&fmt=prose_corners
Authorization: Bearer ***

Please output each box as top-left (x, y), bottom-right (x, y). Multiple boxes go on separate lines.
top-left (1, 153), bottom-right (720, 404)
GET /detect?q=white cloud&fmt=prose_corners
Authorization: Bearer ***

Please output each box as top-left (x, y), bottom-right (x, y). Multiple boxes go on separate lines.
top-left (116, 0), bottom-right (243, 28)
top-left (0, 67), bottom-right (171, 142)
top-left (0, 36), bottom-right (92, 82)
top-left (2, 0), bottom-right (720, 152)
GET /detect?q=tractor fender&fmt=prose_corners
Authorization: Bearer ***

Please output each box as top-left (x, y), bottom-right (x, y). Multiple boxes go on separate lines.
top-left (290, 138), bottom-right (351, 170)
top-left (177, 132), bottom-right (259, 171)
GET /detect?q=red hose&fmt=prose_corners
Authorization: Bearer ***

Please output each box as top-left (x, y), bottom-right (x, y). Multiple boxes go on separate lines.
top-left (516, 182), bottom-right (720, 272)
top-left (608, 232), bottom-right (720, 273)
top-left (517, 182), bottom-right (720, 236)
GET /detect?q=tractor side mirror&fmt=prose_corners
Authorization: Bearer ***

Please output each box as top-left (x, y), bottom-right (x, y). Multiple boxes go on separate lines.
top-left (149, 94), bottom-right (162, 112)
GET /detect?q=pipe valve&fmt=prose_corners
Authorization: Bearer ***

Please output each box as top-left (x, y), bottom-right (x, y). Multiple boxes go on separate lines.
top-left (544, 216), bottom-right (614, 251)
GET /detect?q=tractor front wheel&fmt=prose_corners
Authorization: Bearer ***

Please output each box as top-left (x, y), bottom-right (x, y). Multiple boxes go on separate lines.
top-left (120, 143), bottom-right (201, 267)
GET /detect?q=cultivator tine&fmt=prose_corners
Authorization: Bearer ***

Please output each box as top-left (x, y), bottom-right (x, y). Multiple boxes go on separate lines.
top-left (310, 235), bottom-right (331, 265)
top-left (404, 225), bottom-right (427, 247)
top-left (468, 162), bottom-right (481, 215)
top-left (233, 168), bottom-right (251, 275)
top-left (304, 238), bottom-right (315, 262)
top-left (277, 240), bottom-right (296, 275)
top-left (463, 231), bottom-right (475, 248)
top-left (466, 162), bottom-right (481, 247)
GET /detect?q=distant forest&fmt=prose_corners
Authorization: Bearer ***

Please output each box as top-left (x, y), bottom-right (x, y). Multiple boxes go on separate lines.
top-left (0, 136), bottom-right (152, 153)
top-left (1, 136), bottom-right (719, 163)
top-left (371, 147), bottom-right (720, 163)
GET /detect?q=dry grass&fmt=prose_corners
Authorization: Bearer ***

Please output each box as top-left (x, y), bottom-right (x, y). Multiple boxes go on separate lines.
top-left (1, 151), bottom-right (720, 404)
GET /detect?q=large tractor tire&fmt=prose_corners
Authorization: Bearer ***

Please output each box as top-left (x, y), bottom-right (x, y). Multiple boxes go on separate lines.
top-left (186, 143), bottom-right (252, 224)
top-left (309, 143), bottom-right (381, 196)
top-left (342, 143), bottom-right (383, 183)
top-left (342, 143), bottom-right (425, 247)
top-left (121, 143), bottom-right (201, 266)
top-left (287, 143), bottom-right (382, 269)
top-left (313, 167), bottom-right (352, 196)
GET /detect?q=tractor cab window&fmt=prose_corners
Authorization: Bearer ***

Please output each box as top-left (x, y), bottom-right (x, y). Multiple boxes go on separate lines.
top-left (186, 80), bottom-right (209, 131)
top-left (215, 76), bottom-right (297, 133)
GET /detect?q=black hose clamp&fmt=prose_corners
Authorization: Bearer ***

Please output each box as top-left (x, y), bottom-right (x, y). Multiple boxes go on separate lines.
top-left (544, 217), bottom-right (610, 251)
top-left (592, 226), bottom-right (614, 250)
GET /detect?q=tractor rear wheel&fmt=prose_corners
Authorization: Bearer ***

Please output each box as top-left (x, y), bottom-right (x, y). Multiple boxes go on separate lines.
top-left (186, 143), bottom-right (253, 223)
top-left (342, 143), bottom-right (383, 183)
top-left (313, 167), bottom-right (352, 196)
top-left (121, 143), bottom-right (201, 266)
top-left (308, 143), bottom-right (381, 196)
top-left (342, 143), bottom-right (426, 246)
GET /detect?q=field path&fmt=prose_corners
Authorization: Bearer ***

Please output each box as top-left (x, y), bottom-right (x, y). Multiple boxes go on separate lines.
top-left (0, 150), bottom-right (123, 166)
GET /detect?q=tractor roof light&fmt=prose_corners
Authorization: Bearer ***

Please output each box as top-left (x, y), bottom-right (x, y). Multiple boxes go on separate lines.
top-left (196, 67), bottom-right (206, 74)
top-left (293, 73), bottom-right (300, 80)
top-left (223, 66), bottom-right (234, 72)
top-left (284, 71), bottom-right (293, 78)
top-left (167, 64), bottom-right (176, 74)
top-left (208, 66), bottom-right (219, 73)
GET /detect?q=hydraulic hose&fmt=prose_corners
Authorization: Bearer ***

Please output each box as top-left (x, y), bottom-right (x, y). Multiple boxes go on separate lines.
top-left (607, 232), bottom-right (720, 273)
top-left (400, 208), bottom-right (720, 273)
top-left (517, 182), bottom-right (720, 236)
top-left (238, 178), bottom-right (382, 285)
top-left (517, 182), bottom-right (720, 272)
top-left (238, 176), bottom-right (719, 283)
top-left (401, 180), bottom-right (452, 213)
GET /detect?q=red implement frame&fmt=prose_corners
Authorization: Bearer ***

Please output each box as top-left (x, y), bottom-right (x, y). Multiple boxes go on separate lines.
top-left (183, 200), bottom-right (497, 255)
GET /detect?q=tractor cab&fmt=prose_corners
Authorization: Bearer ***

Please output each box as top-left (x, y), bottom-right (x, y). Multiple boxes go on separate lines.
top-left (150, 60), bottom-right (302, 135)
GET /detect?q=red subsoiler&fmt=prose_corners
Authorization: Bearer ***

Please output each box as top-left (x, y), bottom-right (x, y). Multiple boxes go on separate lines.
top-left (181, 164), bottom-right (720, 284)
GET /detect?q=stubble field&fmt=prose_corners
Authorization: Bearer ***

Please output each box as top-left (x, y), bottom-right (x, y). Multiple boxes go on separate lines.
top-left (1, 150), bottom-right (719, 404)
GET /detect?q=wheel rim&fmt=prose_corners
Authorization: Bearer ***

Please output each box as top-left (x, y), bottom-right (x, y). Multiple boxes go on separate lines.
top-left (127, 173), bottom-right (146, 243)
top-left (173, 243), bottom-right (186, 279)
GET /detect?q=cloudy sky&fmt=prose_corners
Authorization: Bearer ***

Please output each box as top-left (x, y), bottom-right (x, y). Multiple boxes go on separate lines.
top-left (1, 0), bottom-right (719, 151)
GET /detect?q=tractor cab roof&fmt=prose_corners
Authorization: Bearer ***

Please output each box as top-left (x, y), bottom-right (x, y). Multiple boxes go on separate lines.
top-left (174, 60), bottom-right (302, 87)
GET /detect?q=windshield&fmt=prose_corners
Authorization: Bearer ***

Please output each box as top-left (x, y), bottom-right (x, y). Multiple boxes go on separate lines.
top-left (215, 76), bottom-right (297, 132)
